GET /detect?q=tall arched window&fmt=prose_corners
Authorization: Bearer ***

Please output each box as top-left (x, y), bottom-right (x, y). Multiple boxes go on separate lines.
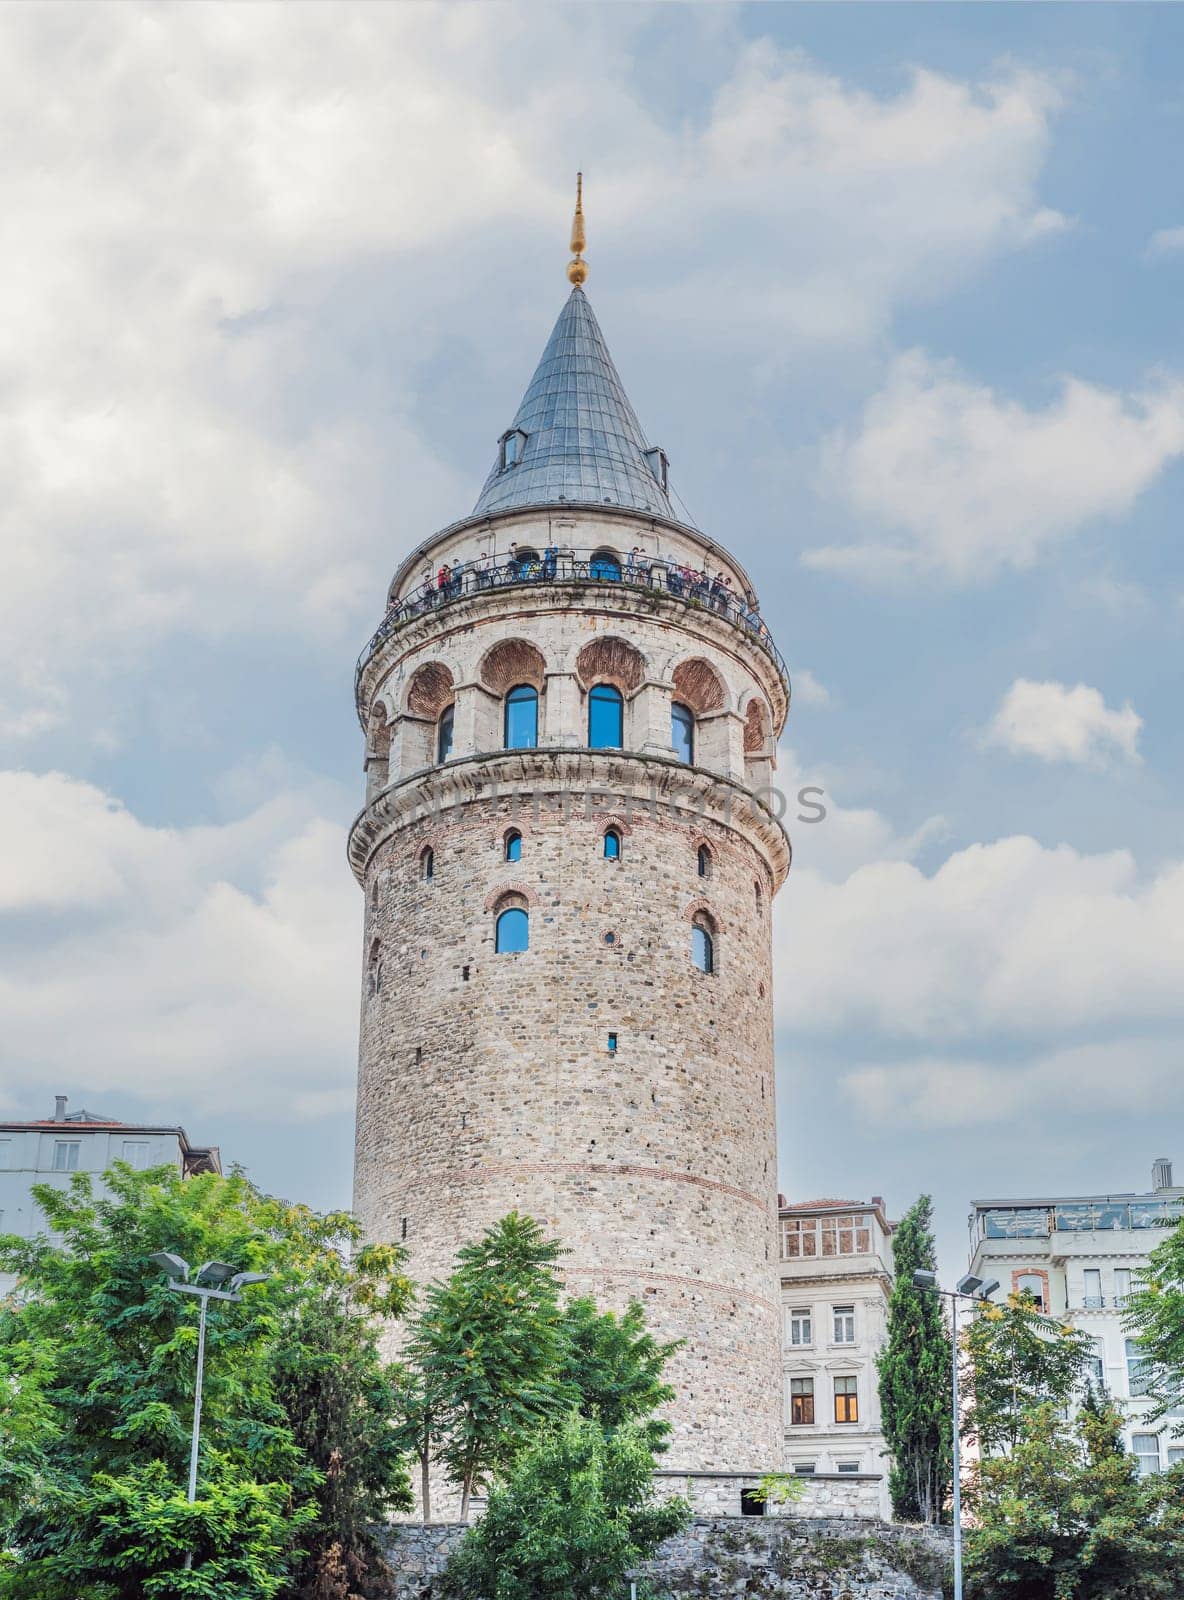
top-left (603, 828), bottom-right (621, 860)
top-left (590, 549), bottom-right (621, 581)
top-left (495, 906), bottom-right (529, 954)
top-left (504, 684), bottom-right (539, 749)
top-left (421, 847), bottom-right (435, 881)
top-left (697, 844), bottom-right (712, 879)
top-left (437, 704), bottom-right (454, 763)
top-left (367, 938), bottom-right (383, 995)
top-left (672, 702), bottom-right (695, 764)
top-left (588, 684), bottom-right (624, 749)
top-left (691, 915), bottom-right (715, 975)
top-left (504, 829), bottom-right (523, 863)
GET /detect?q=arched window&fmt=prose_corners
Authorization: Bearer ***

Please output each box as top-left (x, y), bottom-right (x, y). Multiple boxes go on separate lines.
top-left (754, 880), bottom-right (763, 912)
top-left (590, 548), bottom-right (621, 581)
top-left (604, 828), bottom-right (621, 860)
top-left (504, 684), bottom-right (539, 749)
top-left (504, 829), bottom-right (523, 863)
top-left (369, 879), bottom-right (380, 910)
top-left (437, 704), bottom-right (455, 763)
top-left (421, 847), bottom-right (435, 881)
top-left (672, 702), bottom-right (695, 764)
top-left (588, 684), bottom-right (624, 749)
top-left (691, 915), bottom-right (715, 975)
top-left (697, 845), bottom-right (712, 879)
top-left (367, 938), bottom-right (383, 995)
top-left (495, 906), bottom-right (529, 954)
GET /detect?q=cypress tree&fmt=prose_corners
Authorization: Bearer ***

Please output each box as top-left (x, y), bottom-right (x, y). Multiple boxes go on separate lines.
top-left (876, 1195), bottom-right (952, 1523)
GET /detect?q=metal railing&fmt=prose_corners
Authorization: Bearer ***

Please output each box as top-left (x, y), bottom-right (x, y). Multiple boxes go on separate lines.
top-left (354, 548), bottom-right (789, 704)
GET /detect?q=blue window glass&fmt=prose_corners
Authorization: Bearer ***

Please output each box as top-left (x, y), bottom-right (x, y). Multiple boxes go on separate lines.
top-left (437, 704), bottom-right (454, 763)
top-left (505, 830), bottom-right (522, 863)
top-left (672, 702), bottom-right (695, 764)
top-left (692, 920), bottom-right (714, 974)
top-left (588, 684), bottom-right (624, 748)
top-left (504, 684), bottom-right (538, 749)
top-left (495, 907), bottom-right (529, 953)
top-left (590, 549), bottom-right (621, 581)
top-left (697, 845), bottom-right (711, 878)
top-left (604, 828), bottom-right (621, 860)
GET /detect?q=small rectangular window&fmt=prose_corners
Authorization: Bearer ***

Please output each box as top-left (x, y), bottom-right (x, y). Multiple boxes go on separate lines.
top-left (833, 1305), bottom-right (856, 1344)
top-left (462, 965), bottom-right (471, 982)
top-left (121, 1141), bottom-right (149, 1171)
top-left (1133, 1433), bottom-right (1160, 1476)
top-left (788, 1308), bottom-right (812, 1347)
top-left (837, 1461), bottom-right (860, 1474)
top-left (401, 1217), bottom-right (408, 1241)
top-left (739, 1487), bottom-right (765, 1516)
top-left (607, 1032), bottom-right (617, 1053)
top-left (793, 1462), bottom-right (816, 1476)
top-left (52, 1141), bottom-right (80, 1173)
top-left (790, 1377), bottom-right (815, 1425)
top-left (415, 1047), bottom-right (423, 1066)
top-left (834, 1376), bottom-right (859, 1424)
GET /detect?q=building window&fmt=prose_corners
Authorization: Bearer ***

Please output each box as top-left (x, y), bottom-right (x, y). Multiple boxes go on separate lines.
top-left (837, 1461), bottom-right (860, 1474)
top-left (834, 1377), bottom-right (859, 1424)
top-left (421, 847), bottom-right (435, 881)
top-left (495, 906), bottom-right (529, 954)
top-left (607, 1032), bottom-right (618, 1053)
top-left (499, 428), bottom-right (527, 471)
top-left (820, 1214), bottom-right (872, 1257)
top-left (1114, 1267), bottom-right (1132, 1306)
top-left (437, 704), bottom-right (455, 763)
top-left (672, 701), bottom-right (695, 764)
top-left (793, 1462), bottom-right (816, 1476)
top-left (788, 1308), bottom-right (812, 1347)
top-left (504, 684), bottom-right (539, 749)
top-left (52, 1141), bottom-right (80, 1173)
top-left (504, 829), bottom-right (523, 863)
top-left (781, 1217), bottom-right (817, 1259)
top-left (1127, 1338), bottom-right (1153, 1397)
top-left (588, 684), bottom-right (624, 748)
top-left (121, 1141), bottom-right (149, 1170)
top-left (1133, 1434), bottom-right (1161, 1476)
top-left (367, 939), bottom-right (383, 995)
top-left (1083, 1268), bottom-right (1102, 1308)
top-left (589, 548), bottom-right (621, 581)
top-left (1087, 1339), bottom-right (1105, 1387)
top-left (790, 1377), bottom-right (815, 1425)
top-left (740, 1488), bottom-right (765, 1517)
top-left (1168, 1447), bottom-right (1184, 1469)
top-left (1015, 1272), bottom-right (1046, 1311)
top-left (833, 1305), bottom-right (856, 1344)
top-left (755, 880), bottom-right (763, 911)
top-left (691, 914), bottom-right (715, 975)
top-left (697, 844), bottom-right (712, 879)
top-left (603, 827), bottom-right (621, 860)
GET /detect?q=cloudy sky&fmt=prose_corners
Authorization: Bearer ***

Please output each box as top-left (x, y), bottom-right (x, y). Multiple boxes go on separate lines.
top-left (2, 2), bottom-right (1182, 1277)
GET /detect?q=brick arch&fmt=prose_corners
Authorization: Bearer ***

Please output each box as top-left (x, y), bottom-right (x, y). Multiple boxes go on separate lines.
top-left (672, 656), bottom-right (726, 714)
top-left (405, 661), bottom-right (455, 718)
top-left (743, 696), bottom-right (773, 754)
top-left (682, 896), bottom-right (718, 927)
top-left (597, 812), bottom-right (634, 838)
top-left (479, 638), bottom-right (547, 695)
top-left (483, 880), bottom-right (540, 913)
top-left (576, 636), bottom-right (646, 694)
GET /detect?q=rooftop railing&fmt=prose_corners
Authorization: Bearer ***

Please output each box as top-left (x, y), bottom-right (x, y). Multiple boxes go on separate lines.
top-left (354, 547), bottom-right (789, 706)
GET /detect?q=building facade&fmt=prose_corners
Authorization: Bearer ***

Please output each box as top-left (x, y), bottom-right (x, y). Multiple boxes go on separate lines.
top-left (351, 204), bottom-right (792, 1504)
top-left (779, 1197), bottom-right (895, 1516)
top-left (968, 1157), bottom-right (1184, 1475)
top-left (0, 1094), bottom-right (221, 1296)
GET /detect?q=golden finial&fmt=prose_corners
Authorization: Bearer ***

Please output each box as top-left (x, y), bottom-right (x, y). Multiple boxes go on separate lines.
top-left (567, 171), bottom-right (588, 287)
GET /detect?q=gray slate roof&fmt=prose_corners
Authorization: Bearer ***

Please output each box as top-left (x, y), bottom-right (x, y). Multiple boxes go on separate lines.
top-left (472, 287), bottom-right (675, 519)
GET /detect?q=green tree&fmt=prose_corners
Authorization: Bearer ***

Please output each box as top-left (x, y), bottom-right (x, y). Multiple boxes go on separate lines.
top-left (0, 1163), bottom-right (411, 1600)
top-left (404, 1213), bottom-right (573, 1518)
top-left (1123, 1214), bottom-right (1184, 1431)
top-left (963, 1290), bottom-right (1095, 1457)
top-left (964, 1396), bottom-right (1184, 1599)
top-left (442, 1413), bottom-right (690, 1600)
top-left (876, 1196), bottom-right (952, 1522)
top-left (558, 1297), bottom-right (679, 1453)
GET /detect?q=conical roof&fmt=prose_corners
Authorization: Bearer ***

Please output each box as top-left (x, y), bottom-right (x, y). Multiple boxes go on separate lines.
top-left (472, 287), bottom-right (674, 519)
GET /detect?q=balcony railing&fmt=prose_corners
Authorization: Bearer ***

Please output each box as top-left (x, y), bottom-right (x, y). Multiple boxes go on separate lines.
top-left (1074, 1295), bottom-right (1131, 1311)
top-left (354, 548), bottom-right (789, 704)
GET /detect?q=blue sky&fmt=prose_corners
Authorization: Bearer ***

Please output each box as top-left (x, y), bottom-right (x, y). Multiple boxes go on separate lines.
top-left (1, 2), bottom-right (1182, 1277)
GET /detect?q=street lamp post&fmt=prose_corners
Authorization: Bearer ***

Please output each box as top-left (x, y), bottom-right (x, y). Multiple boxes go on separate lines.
top-left (912, 1269), bottom-right (999, 1600)
top-left (148, 1253), bottom-right (269, 1565)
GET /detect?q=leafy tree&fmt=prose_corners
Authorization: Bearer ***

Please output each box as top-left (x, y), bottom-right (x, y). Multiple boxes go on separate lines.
top-left (1123, 1214), bottom-right (1184, 1430)
top-left (442, 1413), bottom-right (690, 1600)
top-left (962, 1290), bottom-right (1095, 1457)
top-left (558, 1297), bottom-right (679, 1453)
top-left (0, 1163), bottom-right (411, 1600)
top-left (403, 1213), bottom-right (573, 1518)
top-left (964, 1396), bottom-right (1184, 1599)
top-left (876, 1196), bottom-right (952, 1522)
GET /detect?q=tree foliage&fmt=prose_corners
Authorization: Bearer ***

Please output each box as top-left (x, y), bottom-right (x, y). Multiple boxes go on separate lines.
top-left (442, 1413), bottom-right (689, 1600)
top-left (558, 1296), bottom-right (679, 1454)
top-left (962, 1290), bottom-right (1095, 1457)
top-left (876, 1195), bottom-right (952, 1522)
top-left (964, 1394), bottom-right (1184, 1599)
top-left (1123, 1213), bottom-right (1184, 1429)
top-left (0, 1163), bottom-right (411, 1600)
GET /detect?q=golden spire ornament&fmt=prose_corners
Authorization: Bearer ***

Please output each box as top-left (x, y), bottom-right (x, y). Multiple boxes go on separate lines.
top-left (567, 171), bottom-right (588, 287)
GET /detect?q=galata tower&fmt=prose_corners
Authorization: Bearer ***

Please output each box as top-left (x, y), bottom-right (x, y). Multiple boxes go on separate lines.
top-left (351, 180), bottom-right (792, 1501)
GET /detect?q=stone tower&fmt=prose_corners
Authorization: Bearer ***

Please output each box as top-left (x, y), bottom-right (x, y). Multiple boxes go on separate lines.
top-left (351, 197), bottom-right (792, 1501)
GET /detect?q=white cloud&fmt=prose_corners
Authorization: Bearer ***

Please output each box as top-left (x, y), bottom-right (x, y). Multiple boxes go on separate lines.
top-left (806, 351), bottom-right (1184, 583)
top-left (1147, 225), bottom-right (1184, 260)
top-left (983, 678), bottom-right (1142, 766)
top-left (0, 770), bottom-right (359, 1118)
top-left (792, 668), bottom-right (832, 708)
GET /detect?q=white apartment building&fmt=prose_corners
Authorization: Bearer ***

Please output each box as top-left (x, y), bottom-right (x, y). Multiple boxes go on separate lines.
top-left (779, 1196), bottom-right (895, 1517)
top-left (0, 1095), bottom-right (221, 1296)
top-left (968, 1157), bottom-right (1184, 1476)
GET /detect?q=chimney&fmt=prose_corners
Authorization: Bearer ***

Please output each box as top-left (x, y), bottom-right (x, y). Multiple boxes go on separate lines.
top-left (1152, 1157), bottom-right (1174, 1192)
top-left (777, 1193), bottom-right (788, 1210)
top-left (54, 1094), bottom-right (67, 1122)
top-left (871, 1195), bottom-right (885, 1212)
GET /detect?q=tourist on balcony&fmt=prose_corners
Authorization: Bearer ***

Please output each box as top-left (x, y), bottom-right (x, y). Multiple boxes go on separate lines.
top-left (543, 543), bottom-right (559, 578)
top-left (475, 551), bottom-right (493, 589)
